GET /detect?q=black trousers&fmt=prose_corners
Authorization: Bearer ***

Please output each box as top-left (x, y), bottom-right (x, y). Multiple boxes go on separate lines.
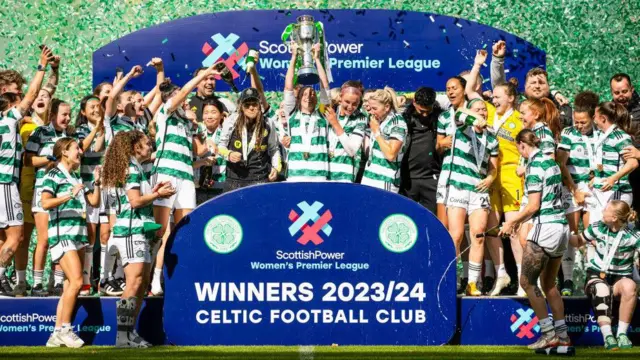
top-left (400, 177), bottom-right (438, 214)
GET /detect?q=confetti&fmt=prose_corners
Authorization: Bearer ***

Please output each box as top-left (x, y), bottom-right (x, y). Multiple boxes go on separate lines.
top-left (162, 38), bottom-right (168, 44)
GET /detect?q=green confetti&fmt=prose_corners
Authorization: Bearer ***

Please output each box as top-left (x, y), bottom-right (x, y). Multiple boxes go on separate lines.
top-left (162, 38), bottom-right (169, 44)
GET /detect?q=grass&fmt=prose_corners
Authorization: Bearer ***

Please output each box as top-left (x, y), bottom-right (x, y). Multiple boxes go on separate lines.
top-left (1, 346), bottom-right (638, 359)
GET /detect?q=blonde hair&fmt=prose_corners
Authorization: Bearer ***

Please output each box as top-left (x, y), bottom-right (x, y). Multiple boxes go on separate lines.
top-left (369, 87), bottom-right (399, 113)
top-left (609, 200), bottom-right (638, 224)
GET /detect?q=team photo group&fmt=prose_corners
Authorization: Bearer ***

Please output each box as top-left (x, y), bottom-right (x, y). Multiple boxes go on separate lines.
top-left (1, 26), bottom-right (640, 351)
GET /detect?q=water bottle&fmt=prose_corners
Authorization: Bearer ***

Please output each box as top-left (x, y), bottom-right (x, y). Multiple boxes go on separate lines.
top-left (534, 346), bottom-right (575, 356)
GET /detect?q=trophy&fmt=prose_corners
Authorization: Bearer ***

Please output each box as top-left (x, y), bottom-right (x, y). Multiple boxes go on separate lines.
top-left (290, 15), bottom-right (320, 85)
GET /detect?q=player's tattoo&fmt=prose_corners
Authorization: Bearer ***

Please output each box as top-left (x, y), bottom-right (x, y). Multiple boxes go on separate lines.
top-left (521, 241), bottom-right (548, 298)
top-left (0, 248), bottom-right (15, 267)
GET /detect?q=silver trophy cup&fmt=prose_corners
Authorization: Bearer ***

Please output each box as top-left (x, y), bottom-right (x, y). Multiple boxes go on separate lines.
top-left (291, 15), bottom-right (320, 85)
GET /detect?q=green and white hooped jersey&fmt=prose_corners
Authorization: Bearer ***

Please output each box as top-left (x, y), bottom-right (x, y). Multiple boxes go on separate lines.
top-left (25, 124), bottom-right (70, 189)
top-left (153, 101), bottom-right (196, 181)
top-left (41, 164), bottom-right (89, 247)
top-left (362, 112), bottom-right (407, 188)
top-left (583, 221), bottom-right (640, 276)
top-left (76, 123), bottom-right (104, 188)
top-left (442, 121), bottom-right (499, 192)
top-left (532, 122), bottom-right (556, 156)
top-left (286, 110), bottom-right (329, 181)
top-left (113, 158), bottom-right (155, 239)
top-left (328, 109), bottom-right (367, 182)
top-left (558, 126), bottom-right (596, 185)
top-left (104, 114), bottom-right (135, 147)
top-left (524, 150), bottom-right (566, 224)
top-left (436, 108), bottom-right (459, 187)
top-left (0, 107), bottom-right (23, 184)
top-left (592, 125), bottom-right (633, 193)
top-left (195, 124), bottom-right (226, 189)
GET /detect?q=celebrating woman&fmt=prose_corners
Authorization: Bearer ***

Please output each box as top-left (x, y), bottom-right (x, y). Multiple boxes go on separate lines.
top-left (282, 42), bottom-right (331, 182)
top-left (74, 95), bottom-right (106, 295)
top-left (326, 82), bottom-right (367, 182)
top-left (570, 200), bottom-right (639, 350)
top-left (590, 102), bottom-right (638, 223)
top-left (500, 129), bottom-right (570, 350)
top-left (444, 99), bottom-right (498, 295)
top-left (360, 87), bottom-right (407, 193)
top-left (41, 138), bottom-right (101, 347)
top-left (102, 131), bottom-right (174, 348)
top-left (25, 98), bottom-right (73, 296)
top-left (556, 91), bottom-right (600, 296)
top-left (194, 97), bottom-right (227, 203)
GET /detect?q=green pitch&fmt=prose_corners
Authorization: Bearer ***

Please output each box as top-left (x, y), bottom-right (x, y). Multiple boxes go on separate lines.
top-left (1, 346), bottom-right (638, 359)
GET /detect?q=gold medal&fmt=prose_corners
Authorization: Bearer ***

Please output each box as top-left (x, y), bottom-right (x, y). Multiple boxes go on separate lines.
top-left (599, 272), bottom-right (606, 279)
top-left (303, 152), bottom-right (310, 160)
top-left (597, 164), bottom-right (604, 172)
top-left (81, 212), bottom-right (86, 220)
top-left (329, 151), bottom-right (334, 159)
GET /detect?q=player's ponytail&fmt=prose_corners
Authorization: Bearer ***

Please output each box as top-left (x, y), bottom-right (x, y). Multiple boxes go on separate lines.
top-left (609, 200), bottom-right (637, 225)
top-left (516, 129), bottom-right (541, 148)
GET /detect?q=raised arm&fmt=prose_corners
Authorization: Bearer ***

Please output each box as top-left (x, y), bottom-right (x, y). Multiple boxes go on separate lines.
top-left (490, 40), bottom-right (506, 89)
top-left (166, 64), bottom-right (220, 114)
top-left (16, 46), bottom-right (52, 116)
top-left (105, 65), bottom-right (143, 118)
top-left (465, 50), bottom-right (486, 100)
top-left (249, 61), bottom-right (269, 111)
top-left (284, 42), bottom-right (298, 92)
top-left (144, 58), bottom-right (165, 106)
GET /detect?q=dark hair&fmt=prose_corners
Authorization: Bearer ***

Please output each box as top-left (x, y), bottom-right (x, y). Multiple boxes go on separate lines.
top-left (508, 77), bottom-right (520, 89)
top-left (47, 98), bottom-right (70, 128)
top-left (193, 67), bottom-right (208, 77)
top-left (234, 104), bottom-right (266, 150)
top-left (75, 95), bottom-right (101, 127)
top-left (290, 85), bottom-right (316, 116)
top-left (45, 137), bottom-right (77, 172)
top-left (413, 87), bottom-right (436, 107)
top-left (573, 91), bottom-right (600, 118)
top-left (202, 96), bottom-right (225, 114)
top-left (0, 92), bottom-right (20, 112)
top-left (449, 76), bottom-right (467, 89)
top-left (526, 67), bottom-right (548, 82)
top-left (597, 101), bottom-right (630, 134)
top-left (610, 73), bottom-right (632, 86)
top-left (93, 82), bottom-right (112, 98)
top-left (0, 70), bottom-right (26, 92)
top-left (516, 129), bottom-right (541, 147)
top-left (159, 80), bottom-right (179, 103)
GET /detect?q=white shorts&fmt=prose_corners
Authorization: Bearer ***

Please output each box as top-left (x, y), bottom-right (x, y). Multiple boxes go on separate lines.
top-left (31, 187), bottom-right (45, 214)
top-left (0, 183), bottom-right (24, 227)
top-left (103, 187), bottom-right (123, 216)
top-left (445, 187), bottom-right (490, 213)
top-left (527, 223), bottom-right (569, 258)
top-left (50, 239), bottom-right (87, 264)
top-left (152, 174), bottom-right (196, 209)
top-left (360, 178), bottom-right (400, 194)
top-left (589, 189), bottom-right (633, 224)
top-left (562, 183), bottom-right (598, 215)
top-left (111, 234), bottom-right (152, 266)
top-left (436, 172), bottom-right (449, 204)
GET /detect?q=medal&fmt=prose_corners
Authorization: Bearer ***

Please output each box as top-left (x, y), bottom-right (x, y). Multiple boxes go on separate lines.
top-left (303, 152), bottom-right (310, 160)
top-left (329, 151), bottom-right (334, 159)
top-left (599, 272), bottom-right (606, 279)
top-left (597, 164), bottom-right (603, 172)
top-left (82, 212), bottom-right (87, 220)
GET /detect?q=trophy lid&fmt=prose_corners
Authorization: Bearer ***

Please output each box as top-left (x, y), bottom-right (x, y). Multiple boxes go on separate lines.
top-left (297, 15), bottom-right (315, 23)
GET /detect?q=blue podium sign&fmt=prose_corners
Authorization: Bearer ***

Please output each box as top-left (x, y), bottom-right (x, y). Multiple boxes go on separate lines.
top-left (164, 183), bottom-right (456, 345)
top-left (93, 9), bottom-right (545, 92)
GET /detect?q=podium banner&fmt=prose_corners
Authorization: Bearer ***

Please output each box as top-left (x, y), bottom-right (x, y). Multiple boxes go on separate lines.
top-left (164, 183), bottom-right (456, 345)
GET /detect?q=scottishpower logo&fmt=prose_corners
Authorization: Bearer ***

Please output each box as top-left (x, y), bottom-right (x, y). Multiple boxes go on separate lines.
top-left (201, 33), bottom-right (249, 79)
top-left (510, 308), bottom-right (540, 339)
top-left (288, 201), bottom-right (333, 246)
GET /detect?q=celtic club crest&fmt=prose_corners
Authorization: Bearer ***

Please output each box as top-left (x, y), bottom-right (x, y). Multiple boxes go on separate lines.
top-left (379, 214), bottom-right (418, 253)
top-left (203, 215), bottom-right (243, 254)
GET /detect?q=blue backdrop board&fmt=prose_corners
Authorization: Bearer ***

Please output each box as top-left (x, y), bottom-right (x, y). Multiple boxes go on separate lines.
top-left (93, 9), bottom-right (545, 92)
top-left (163, 183), bottom-right (457, 345)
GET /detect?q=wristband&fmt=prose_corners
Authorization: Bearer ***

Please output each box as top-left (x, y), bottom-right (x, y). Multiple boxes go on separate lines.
top-left (37, 64), bottom-right (47, 72)
top-left (372, 131), bottom-right (381, 139)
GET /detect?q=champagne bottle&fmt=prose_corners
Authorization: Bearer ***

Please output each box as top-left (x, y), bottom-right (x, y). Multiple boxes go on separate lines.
top-left (455, 111), bottom-right (481, 127)
top-left (214, 62), bottom-right (239, 93)
top-left (245, 49), bottom-right (259, 73)
top-left (534, 346), bottom-right (575, 356)
top-left (476, 225), bottom-right (507, 239)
